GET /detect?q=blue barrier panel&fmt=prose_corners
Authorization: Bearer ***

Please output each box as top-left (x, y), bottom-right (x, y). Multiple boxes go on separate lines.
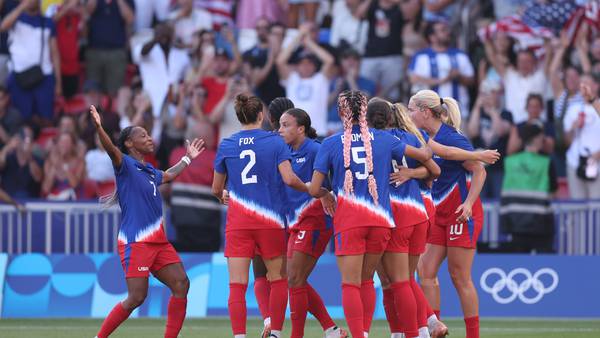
top-left (0, 253), bottom-right (599, 318)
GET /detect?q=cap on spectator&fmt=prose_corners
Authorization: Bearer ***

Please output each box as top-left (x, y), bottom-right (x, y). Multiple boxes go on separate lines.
top-left (215, 48), bottom-right (232, 59)
top-left (297, 50), bottom-right (319, 66)
top-left (519, 122), bottom-right (543, 144)
top-left (340, 48), bottom-right (361, 60)
top-left (83, 80), bottom-right (101, 93)
top-left (480, 79), bottom-right (502, 94)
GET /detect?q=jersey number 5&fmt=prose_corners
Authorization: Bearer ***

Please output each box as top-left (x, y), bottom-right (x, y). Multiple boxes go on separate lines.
top-left (240, 149), bottom-right (258, 184)
top-left (351, 146), bottom-right (368, 180)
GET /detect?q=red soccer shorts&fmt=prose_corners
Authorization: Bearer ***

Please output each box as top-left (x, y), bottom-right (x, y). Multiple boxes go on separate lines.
top-left (386, 220), bottom-right (428, 255)
top-left (287, 228), bottom-right (333, 258)
top-left (334, 226), bottom-right (391, 256)
top-left (427, 215), bottom-right (483, 248)
top-left (118, 242), bottom-right (182, 278)
top-left (225, 229), bottom-right (286, 259)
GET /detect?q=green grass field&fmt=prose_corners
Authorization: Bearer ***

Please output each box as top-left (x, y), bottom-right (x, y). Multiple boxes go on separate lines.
top-left (1, 318), bottom-right (599, 338)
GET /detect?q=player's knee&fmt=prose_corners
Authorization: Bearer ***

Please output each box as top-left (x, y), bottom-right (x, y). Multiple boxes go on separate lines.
top-left (172, 276), bottom-right (190, 296)
top-left (419, 277), bottom-right (439, 288)
top-left (287, 270), bottom-right (305, 288)
top-left (448, 267), bottom-right (472, 289)
top-left (127, 291), bottom-right (147, 309)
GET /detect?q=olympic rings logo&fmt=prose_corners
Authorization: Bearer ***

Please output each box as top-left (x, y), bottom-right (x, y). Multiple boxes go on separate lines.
top-left (480, 267), bottom-right (559, 304)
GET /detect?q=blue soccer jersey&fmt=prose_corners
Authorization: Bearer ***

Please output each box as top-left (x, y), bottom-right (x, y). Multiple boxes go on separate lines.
top-left (285, 138), bottom-right (331, 231)
top-left (215, 129), bottom-right (291, 231)
top-left (388, 129), bottom-right (429, 227)
top-left (314, 125), bottom-right (406, 232)
top-left (432, 123), bottom-right (483, 226)
top-left (115, 154), bottom-right (166, 245)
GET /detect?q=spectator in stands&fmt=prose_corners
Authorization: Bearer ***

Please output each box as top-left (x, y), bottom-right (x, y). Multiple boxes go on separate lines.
top-left (423, 0), bottom-right (458, 22)
top-left (78, 80), bottom-right (121, 149)
top-left (355, 0), bottom-right (404, 100)
top-left (84, 134), bottom-right (115, 198)
top-left (0, 85), bottom-right (21, 148)
top-left (409, 19), bottom-right (475, 117)
top-left (1, 0), bottom-right (61, 126)
top-left (399, 0), bottom-right (427, 62)
top-left (135, 22), bottom-right (190, 121)
top-left (119, 89), bottom-right (154, 135)
top-left (57, 115), bottom-right (87, 157)
top-left (329, 0), bottom-right (367, 54)
top-left (235, 0), bottom-right (284, 30)
top-left (169, 0), bottom-right (212, 50)
top-left (200, 45), bottom-right (241, 119)
top-left (85, 0), bottom-right (134, 96)
top-left (46, 0), bottom-right (83, 99)
top-left (500, 123), bottom-right (557, 254)
top-left (485, 43), bottom-right (550, 124)
top-left (507, 93), bottom-right (555, 156)
top-left (156, 83), bottom-right (189, 170)
top-left (0, 0), bottom-right (18, 85)
top-left (327, 48), bottom-right (376, 134)
top-left (286, 0), bottom-right (320, 28)
top-left (185, 29), bottom-right (216, 83)
top-left (42, 131), bottom-right (85, 200)
top-left (208, 75), bottom-right (249, 141)
top-left (467, 79), bottom-right (513, 199)
top-left (242, 19), bottom-right (285, 106)
top-left (0, 125), bottom-right (42, 198)
top-left (133, 0), bottom-right (169, 32)
top-left (478, 30), bottom-right (515, 88)
top-left (169, 121), bottom-right (220, 252)
top-left (277, 22), bottom-right (334, 137)
top-left (563, 73), bottom-right (600, 199)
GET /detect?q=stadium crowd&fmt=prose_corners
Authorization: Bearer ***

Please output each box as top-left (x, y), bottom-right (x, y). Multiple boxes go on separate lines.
top-left (0, 0), bottom-right (600, 252)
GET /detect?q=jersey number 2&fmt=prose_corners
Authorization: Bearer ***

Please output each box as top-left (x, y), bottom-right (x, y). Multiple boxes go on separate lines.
top-left (240, 150), bottom-right (258, 184)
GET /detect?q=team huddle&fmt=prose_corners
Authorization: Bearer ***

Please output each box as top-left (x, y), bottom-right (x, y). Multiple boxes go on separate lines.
top-left (89, 88), bottom-right (500, 338)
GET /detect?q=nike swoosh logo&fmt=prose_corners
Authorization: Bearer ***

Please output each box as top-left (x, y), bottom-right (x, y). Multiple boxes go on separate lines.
top-left (449, 236), bottom-right (460, 241)
top-left (294, 241), bottom-right (302, 244)
top-left (137, 167), bottom-right (143, 171)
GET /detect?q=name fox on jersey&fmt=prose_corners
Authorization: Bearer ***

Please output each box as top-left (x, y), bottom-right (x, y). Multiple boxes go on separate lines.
top-left (238, 137), bottom-right (255, 145)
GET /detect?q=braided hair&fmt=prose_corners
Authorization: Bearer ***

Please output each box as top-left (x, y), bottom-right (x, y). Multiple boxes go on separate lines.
top-left (339, 90), bottom-right (378, 205)
top-left (268, 97), bottom-right (295, 130)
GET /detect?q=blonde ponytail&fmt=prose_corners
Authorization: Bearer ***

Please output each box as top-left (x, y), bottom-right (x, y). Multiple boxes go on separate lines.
top-left (392, 103), bottom-right (426, 146)
top-left (441, 97), bottom-right (462, 131)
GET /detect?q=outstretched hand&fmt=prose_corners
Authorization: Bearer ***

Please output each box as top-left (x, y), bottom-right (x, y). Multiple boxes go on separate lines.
top-left (90, 105), bottom-right (102, 128)
top-left (477, 149), bottom-right (500, 165)
top-left (185, 138), bottom-right (206, 160)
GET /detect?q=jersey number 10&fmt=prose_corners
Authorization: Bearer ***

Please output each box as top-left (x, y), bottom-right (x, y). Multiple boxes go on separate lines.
top-left (240, 150), bottom-right (258, 184)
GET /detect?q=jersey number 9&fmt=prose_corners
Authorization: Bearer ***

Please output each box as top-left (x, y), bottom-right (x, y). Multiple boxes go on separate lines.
top-left (240, 149), bottom-right (258, 184)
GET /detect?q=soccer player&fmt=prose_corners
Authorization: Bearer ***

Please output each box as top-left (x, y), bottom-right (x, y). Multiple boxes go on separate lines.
top-left (278, 108), bottom-right (348, 338)
top-left (308, 90), bottom-right (434, 338)
top-left (408, 90), bottom-right (486, 338)
top-left (252, 97), bottom-right (295, 338)
top-left (89, 106), bottom-right (205, 338)
top-left (211, 94), bottom-right (315, 338)
top-left (366, 99), bottom-right (440, 338)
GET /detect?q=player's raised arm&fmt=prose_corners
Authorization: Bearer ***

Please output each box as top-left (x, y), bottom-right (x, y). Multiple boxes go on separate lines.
top-left (162, 138), bottom-right (205, 184)
top-left (90, 105), bottom-right (123, 168)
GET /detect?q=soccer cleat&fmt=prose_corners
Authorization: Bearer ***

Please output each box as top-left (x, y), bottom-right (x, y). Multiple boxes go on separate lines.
top-left (326, 326), bottom-right (349, 338)
top-left (429, 320), bottom-right (449, 338)
top-left (261, 322), bottom-right (271, 338)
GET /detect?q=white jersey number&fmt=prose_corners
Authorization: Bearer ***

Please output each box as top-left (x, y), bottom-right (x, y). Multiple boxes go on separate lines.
top-left (149, 181), bottom-right (157, 196)
top-left (351, 146), bottom-right (368, 180)
top-left (240, 150), bottom-right (258, 184)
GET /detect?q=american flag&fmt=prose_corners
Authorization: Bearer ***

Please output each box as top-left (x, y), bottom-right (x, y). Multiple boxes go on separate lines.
top-left (478, 0), bottom-right (595, 55)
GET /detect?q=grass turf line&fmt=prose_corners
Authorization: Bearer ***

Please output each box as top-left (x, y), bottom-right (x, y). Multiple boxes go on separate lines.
top-left (0, 318), bottom-right (599, 338)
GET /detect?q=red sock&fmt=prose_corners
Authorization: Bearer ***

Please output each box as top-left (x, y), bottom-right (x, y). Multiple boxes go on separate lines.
top-left (269, 278), bottom-right (288, 331)
top-left (391, 281), bottom-right (419, 338)
top-left (97, 302), bottom-right (132, 338)
top-left (165, 296), bottom-right (187, 338)
top-left (228, 283), bottom-right (247, 335)
top-left (465, 316), bottom-right (480, 338)
top-left (382, 288), bottom-right (401, 333)
top-left (307, 284), bottom-right (336, 330)
top-left (410, 278), bottom-right (429, 328)
top-left (434, 310), bottom-right (441, 319)
top-left (254, 277), bottom-right (271, 320)
top-left (342, 283), bottom-right (364, 338)
top-left (360, 280), bottom-right (376, 333)
top-left (289, 286), bottom-right (308, 338)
